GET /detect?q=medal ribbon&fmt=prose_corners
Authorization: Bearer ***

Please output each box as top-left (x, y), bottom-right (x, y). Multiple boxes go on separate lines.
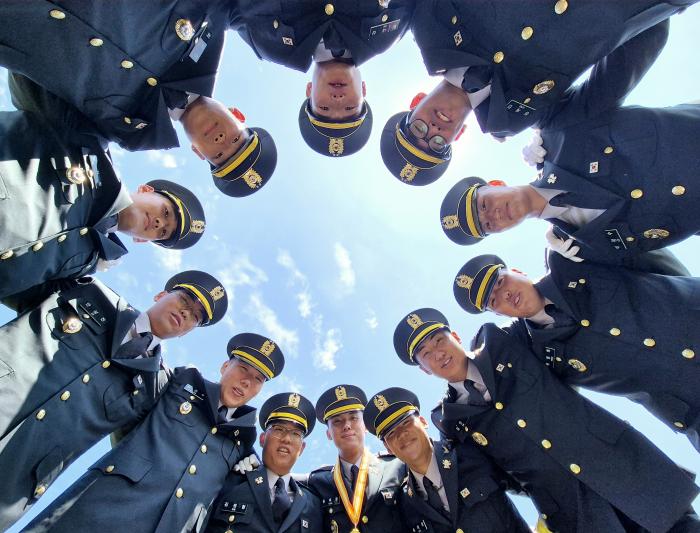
top-left (333, 449), bottom-right (370, 532)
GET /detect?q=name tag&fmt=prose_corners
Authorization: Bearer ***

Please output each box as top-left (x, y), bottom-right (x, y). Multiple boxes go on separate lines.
top-left (544, 346), bottom-right (556, 367)
top-left (370, 19), bottom-right (400, 37)
top-left (188, 22), bottom-right (211, 63)
top-left (604, 228), bottom-right (627, 250)
top-left (506, 99), bottom-right (536, 115)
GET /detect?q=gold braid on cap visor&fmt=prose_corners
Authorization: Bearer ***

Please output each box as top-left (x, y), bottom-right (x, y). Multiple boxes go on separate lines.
top-left (212, 133), bottom-right (260, 178)
top-left (395, 126), bottom-right (447, 165)
top-left (266, 411), bottom-right (308, 432)
top-left (407, 322), bottom-right (448, 360)
top-left (158, 190), bottom-right (189, 240)
top-left (375, 405), bottom-right (417, 438)
top-left (230, 348), bottom-right (274, 379)
top-left (464, 185), bottom-right (485, 238)
top-left (173, 283), bottom-right (213, 321)
top-left (307, 110), bottom-right (365, 132)
top-left (472, 264), bottom-right (503, 311)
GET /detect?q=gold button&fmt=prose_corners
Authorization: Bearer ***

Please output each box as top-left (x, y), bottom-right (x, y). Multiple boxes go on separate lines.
top-left (609, 327), bottom-right (621, 336)
top-left (189, 465), bottom-right (197, 475)
top-left (523, 97), bottom-right (531, 104)
top-left (626, 236), bottom-right (635, 242)
top-left (57, 234), bottom-right (67, 243)
top-left (603, 146), bottom-right (614, 154)
top-left (555, 356), bottom-right (562, 362)
top-left (211, 427), bottom-right (218, 435)
top-left (362, 516), bottom-right (369, 524)
top-left (324, 3), bottom-right (334, 15)
top-left (451, 15), bottom-right (458, 24)
top-left (50, 9), bottom-right (66, 19)
top-left (146, 77), bottom-right (158, 87)
top-left (32, 242), bottom-right (44, 252)
top-left (200, 444), bottom-right (208, 453)
top-left (541, 439), bottom-right (552, 449)
top-left (60, 391), bottom-right (71, 401)
top-left (507, 363), bottom-right (512, 368)
top-left (630, 189), bottom-right (643, 199)
top-left (80, 227), bottom-right (89, 235)
top-left (521, 26), bottom-right (534, 40)
top-left (643, 338), bottom-right (656, 347)
top-left (273, 19), bottom-right (279, 29)
top-left (229, 515), bottom-right (235, 523)
top-left (102, 360), bottom-right (111, 368)
top-left (517, 419), bottom-right (527, 428)
top-left (1, 250), bottom-right (13, 260)
top-left (176, 487), bottom-right (184, 498)
top-left (121, 60), bottom-right (134, 69)
top-left (132, 390), bottom-right (139, 396)
top-left (105, 465), bottom-right (115, 473)
top-left (34, 484), bottom-right (47, 497)
top-left (578, 278), bottom-right (586, 284)
top-left (381, 14), bottom-right (388, 22)
top-left (89, 38), bottom-right (104, 47)
top-left (555, 0), bottom-right (569, 15)
top-left (580, 319), bottom-right (590, 327)
top-left (672, 185), bottom-right (686, 196)
top-left (495, 402), bottom-right (504, 410)
top-left (493, 51), bottom-right (504, 63)
top-left (675, 421), bottom-right (685, 428)
top-left (124, 117), bottom-right (132, 124)
top-left (570, 463), bottom-right (581, 474)
top-left (36, 409), bottom-right (46, 420)
top-left (682, 349), bottom-right (695, 359)
top-left (82, 374), bottom-right (90, 384)
top-left (456, 529), bottom-right (464, 533)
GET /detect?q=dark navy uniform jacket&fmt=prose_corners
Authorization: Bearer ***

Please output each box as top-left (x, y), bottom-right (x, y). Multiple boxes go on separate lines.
top-left (0, 0), bottom-right (237, 151)
top-left (204, 468), bottom-right (322, 533)
top-left (0, 99), bottom-right (130, 308)
top-left (532, 19), bottom-right (700, 270)
top-left (519, 250), bottom-right (700, 451)
top-left (399, 440), bottom-right (529, 533)
top-left (0, 277), bottom-right (167, 531)
top-left (307, 453), bottom-right (405, 532)
top-left (410, 0), bottom-right (695, 136)
top-left (24, 366), bottom-right (258, 533)
top-left (433, 323), bottom-right (699, 533)
top-left (232, 0), bottom-right (414, 72)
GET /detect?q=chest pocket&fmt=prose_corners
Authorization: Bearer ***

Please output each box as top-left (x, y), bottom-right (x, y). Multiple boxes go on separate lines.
top-left (217, 500), bottom-right (254, 525)
top-left (458, 475), bottom-right (500, 509)
top-left (164, 384), bottom-right (199, 427)
top-left (609, 113), bottom-right (657, 170)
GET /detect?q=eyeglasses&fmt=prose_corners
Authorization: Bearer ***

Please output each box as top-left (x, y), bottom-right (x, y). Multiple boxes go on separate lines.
top-left (268, 424), bottom-right (304, 443)
top-left (406, 118), bottom-right (448, 154)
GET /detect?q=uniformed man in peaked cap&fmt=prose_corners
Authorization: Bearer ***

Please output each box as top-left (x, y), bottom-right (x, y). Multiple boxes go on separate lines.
top-left (23, 331), bottom-right (284, 533)
top-left (0, 269), bottom-right (228, 530)
top-left (306, 384), bottom-right (406, 532)
top-left (205, 392), bottom-right (322, 532)
top-left (364, 387), bottom-right (529, 533)
top-left (381, 1), bottom-right (697, 185)
top-left (453, 250), bottom-right (700, 452)
top-left (232, 0), bottom-right (415, 157)
top-left (393, 308), bottom-right (700, 532)
top-left (0, 102), bottom-right (207, 310)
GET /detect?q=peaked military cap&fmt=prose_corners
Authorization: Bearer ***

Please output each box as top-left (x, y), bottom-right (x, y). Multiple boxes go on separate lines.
top-left (298, 99), bottom-right (373, 157)
top-left (364, 387), bottom-right (420, 440)
top-left (380, 111), bottom-right (451, 186)
top-left (211, 127), bottom-right (277, 197)
top-left (440, 176), bottom-right (489, 245)
top-left (165, 270), bottom-right (228, 326)
top-left (260, 392), bottom-right (316, 436)
top-left (148, 179), bottom-right (205, 250)
top-left (454, 255), bottom-right (506, 314)
top-left (393, 308), bottom-right (450, 366)
top-left (227, 332), bottom-right (285, 380)
top-left (315, 384), bottom-right (368, 424)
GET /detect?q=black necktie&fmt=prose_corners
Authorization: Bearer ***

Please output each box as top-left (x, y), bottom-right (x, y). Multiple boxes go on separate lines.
top-left (330, 48), bottom-right (346, 58)
top-left (272, 477), bottom-right (291, 524)
top-left (113, 332), bottom-right (153, 359)
top-left (217, 405), bottom-right (229, 425)
top-left (422, 477), bottom-right (446, 515)
top-left (350, 464), bottom-right (359, 492)
top-left (461, 65), bottom-right (493, 93)
top-left (93, 213), bottom-right (119, 234)
top-left (544, 304), bottom-right (575, 327)
top-left (162, 87), bottom-right (189, 110)
top-left (463, 379), bottom-right (488, 406)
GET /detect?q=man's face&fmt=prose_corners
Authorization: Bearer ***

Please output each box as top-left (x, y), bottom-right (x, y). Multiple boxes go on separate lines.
top-left (306, 60), bottom-right (365, 120)
top-left (181, 96), bottom-right (250, 166)
top-left (476, 185), bottom-right (531, 234)
top-left (408, 80), bottom-right (470, 151)
top-left (383, 415), bottom-right (432, 468)
top-left (414, 330), bottom-right (468, 382)
top-left (261, 421), bottom-right (306, 476)
top-left (118, 184), bottom-right (178, 243)
top-left (147, 289), bottom-right (204, 339)
top-left (219, 359), bottom-right (266, 408)
top-left (326, 411), bottom-right (366, 457)
top-left (488, 270), bottom-right (545, 318)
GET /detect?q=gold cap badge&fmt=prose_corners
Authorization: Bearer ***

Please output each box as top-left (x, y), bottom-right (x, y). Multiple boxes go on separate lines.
top-left (260, 340), bottom-right (276, 357)
top-left (442, 215), bottom-right (459, 230)
top-left (210, 286), bottom-right (225, 301)
top-left (288, 393), bottom-right (301, 408)
top-left (242, 169), bottom-right (263, 189)
top-left (190, 220), bottom-right (205, 233)
top-left (399, 163), bottom-right (419, 182)
top-left (406, 313), bottom-right (423, 330)
top-left (328, 138), bottom-right (344, 156)
top-left (335, 386), bottom-right (347, 401)
top-left (374, 395), bottom-right (389, 412)
top-left (455, 275), bottom-right (473, 290)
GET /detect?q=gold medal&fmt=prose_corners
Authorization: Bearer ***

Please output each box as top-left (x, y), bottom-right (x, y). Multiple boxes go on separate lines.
top-left (351, 529), bottom-right (360, 533)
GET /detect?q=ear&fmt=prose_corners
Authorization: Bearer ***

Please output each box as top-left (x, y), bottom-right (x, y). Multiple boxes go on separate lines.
top-left (299, 441), bottom-right (306, 456)
top-left (326, 428), bottom-right (332, 441)
top-left (419, 415), bottom-right (429, 429)
top-left (220, 359), bottom-right (231, 377)
top-left (487, 179), bottom-right (507, 187)
top-left (137, 183), bottom-right (155, 194)
top-left (383, 439), bottom-right (396, 456)
top-left (510, 268), bottom-right (528, 277)
top-left (153, 290), bottom-right (167, 303)
top-left (454, 124), bottom-right (467, 142)
top-left (306, 82), bottom-right (312, 98)
top-left (259, 432), bottom-right (266, 447)
top-left (450, 330), bottom-right (462, 344)
top-left (361, 80), bottom-right (366, 97)
top-left (191, 145), bottom-right (205, 160)
top-left (409, 92), bottom-right (427, 110)
top-left (230, 107), bottom-right (246, 123)
top-left (132, 237), bottom-right (148, 244)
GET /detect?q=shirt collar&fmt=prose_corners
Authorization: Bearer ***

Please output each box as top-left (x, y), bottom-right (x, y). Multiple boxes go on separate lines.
top-left (410, 451), bottom-right (442, 492)
top-left (267, 468), bottom-right (292, 493)
top-left (133, 312), bottom-right (161, 352)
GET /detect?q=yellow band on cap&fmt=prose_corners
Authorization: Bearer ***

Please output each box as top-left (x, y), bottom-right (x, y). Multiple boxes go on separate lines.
top-left (395, 127), bottom-right (446, 165)
top-left (324, 403), bottom-right (365, 422)
top-left (231, 349), bottom-right (274, 379)
top-left (213, 133), bottom-right (260, 178)
top-left (408, 322), bottom-right (447, 360)
top-left (474, 264), bottom-right (502, 311)
top-left (308, 115), bottom-right (365, 130)
top-left (173, 283), bottom-right (213, 321)
top-left (376, 405), bottom-right (417, 438)
top-left (464, 185), bottom-right (483, 238)
top-left (159, 190), bottom-right (188, 240)
top-left (266, 411), bottom-right (308, 431)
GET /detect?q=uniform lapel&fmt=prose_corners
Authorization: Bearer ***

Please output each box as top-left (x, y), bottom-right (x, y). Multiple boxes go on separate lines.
top-left (469, 347), bottom-right (497, 403)
top-left (364, 453), bottom-right (385, 512)
top-left (279, 478), bottom-right (305, 532)
top-left (434, 444), bottom-right (459, 526)
top-left (247, 469), bottom-right (277, 532)
top-left (534, 273), bottom-right (578, 319)
top-left (108, 297), bottom-right (140, 355)
top-left (203, 378), bottom-right (222, 426)
top-left (406, 471), bottom-right (450, 527)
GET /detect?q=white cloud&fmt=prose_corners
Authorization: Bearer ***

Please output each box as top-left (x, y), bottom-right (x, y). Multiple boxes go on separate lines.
top-left (365, 308), bottom-right (379, 330)
top-left (277, 375), bottom-right (303, 393)
top-left (277, 249), bottom-right (314, 319)
top-left (247, 293), bottom-right (299, 356)
top-left (216, 254), bottom-right (269, 308)
top-left (147, 150), bottom-right (178, 169)
top-left (154, 247), bottom-right (182, 273)
top-left (313, 327), bottom-right (342, 371)
top-left (334, 243), bottom-right (355, 292)
top-left (297, 291), bottom-right (313, 318)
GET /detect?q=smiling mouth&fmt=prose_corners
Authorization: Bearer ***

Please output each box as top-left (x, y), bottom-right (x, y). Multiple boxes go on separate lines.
top-left (203, 121), bottom-right (217, 137)
top-left (436, 110), bottom-right (451, 122)
top-left (514, 292), bottom-right (521, 307)
top-left (278, 446), bottom-right (291, 455)
top-left (232, 386), bottom-right (244, 398)
top-left (144, 213), bottom-right (151, 232)
top-left (441, 356), bottom-right (452, 369)
top-left (329, 81), bottom-right (347, 87)
top-left (170, 312), bottom-right (181, 328)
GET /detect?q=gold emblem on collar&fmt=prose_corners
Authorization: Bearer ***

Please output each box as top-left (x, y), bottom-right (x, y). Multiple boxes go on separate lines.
top-left (442, 459), bottom-right (452, 469)
top-left (399, 163), bottom-right (419, 182)
top-left (335, 386), bottom-right (348, 401)
top-left (175, 19), bottom-right (195, 41)
top-left (288, 393), bottom-right (301, 408)
top-left (471, 432), bottom-right (488, 446)
top-left (406, 313), bottom-right (423, 330)
top-left (242, 169), bottom-right (263, 189)
top-left (455, 275), bottom-right (473, 290)
top-left (255, 476), bottom-right (264, 484)
top-left (261, 340), bottom-right (276, 357)
top-left (190, 220), bottom-right (205, 233)
top-left (62, 317), bottom-right (83, 334)
top-left (179, 401), bottom-right (193, 415)
top-left (328, 138), bottom-right (344, 156)
top-left (442, 215), bottom-right (459, 230)
top-left (373, 395), bottom-right (389, 412)
top-left (210, 286), bottom-right (225, 301)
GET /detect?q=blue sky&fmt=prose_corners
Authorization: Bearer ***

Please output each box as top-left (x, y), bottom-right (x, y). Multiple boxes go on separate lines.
top-left (2, 6), bottom-right (700, 528)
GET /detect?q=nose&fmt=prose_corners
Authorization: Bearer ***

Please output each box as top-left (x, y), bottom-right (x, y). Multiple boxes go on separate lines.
top-left (213, 132), bottom-right (226, 144)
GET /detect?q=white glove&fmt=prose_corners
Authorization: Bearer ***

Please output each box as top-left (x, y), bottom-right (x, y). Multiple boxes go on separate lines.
top-left (233, 454), bottom-right (260, 473)
top-left (96, 257), bottom-right (122, 272)
top-left (522, 129), bottom-right (546, 166)
top-left (545, 226), bottom-right (584, 263)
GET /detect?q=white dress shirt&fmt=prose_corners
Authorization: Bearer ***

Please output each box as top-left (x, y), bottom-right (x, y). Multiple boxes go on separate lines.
top-left (267, 469), bottom-right (295, 503)
top-left (443, 66), bottom-right (492, 110)
top-left (217, 402), bottom-right (237, 422)
top-left (449, 356), bottom-right (492, 403)
top-left (534, 187), bottom-right (605, 228)
top-left (527, 297), bottom-right (557, 327)
top-left (410, 452), bottom-right (449, 512)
